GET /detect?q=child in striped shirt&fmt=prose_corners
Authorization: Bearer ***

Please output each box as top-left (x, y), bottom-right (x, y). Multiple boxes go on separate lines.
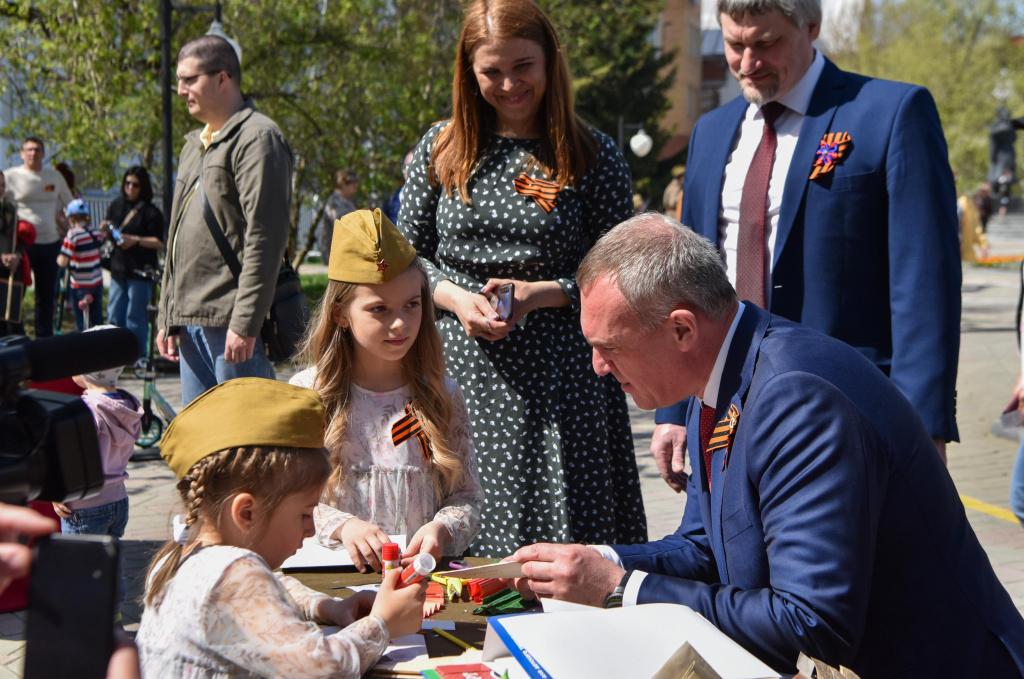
top-left (57, 198), bottom-right (104, 330)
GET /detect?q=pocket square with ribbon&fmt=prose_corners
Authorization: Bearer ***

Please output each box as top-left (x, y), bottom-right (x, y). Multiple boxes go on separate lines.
top-left (809, 131), bottom-right (852, 180)
top-left (513, 173), bottom-right (560, 213)
top-left (391, 403), bottom-right (432, 463)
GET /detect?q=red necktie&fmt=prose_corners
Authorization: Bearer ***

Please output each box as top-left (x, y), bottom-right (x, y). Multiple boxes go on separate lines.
top-left (699, 403), bottom-right (717, 491)
top-left (736, 102), bottom-right (786, 308)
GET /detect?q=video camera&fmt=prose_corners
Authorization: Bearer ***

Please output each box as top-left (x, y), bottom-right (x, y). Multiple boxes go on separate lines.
top-left (0, 328), bottom-right (138, 504)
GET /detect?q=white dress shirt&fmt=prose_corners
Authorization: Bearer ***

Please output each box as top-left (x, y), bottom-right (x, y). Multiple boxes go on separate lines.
top-left (719, 50), bottom-right (826, 286)
top-left (592, 303), bottom-right (746, 605)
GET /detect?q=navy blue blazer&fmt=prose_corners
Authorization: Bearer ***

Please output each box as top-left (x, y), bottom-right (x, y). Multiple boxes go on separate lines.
top-left (657, 60), bottom-right (961, 441)
top-left (617, 306), bottom-right (1024, 676)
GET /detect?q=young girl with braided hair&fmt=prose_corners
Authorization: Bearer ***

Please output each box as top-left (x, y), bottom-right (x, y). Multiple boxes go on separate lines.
top-left (290, 209), bottom-right (482, 572)
top-left (136, 378), bottom-right (426, 678)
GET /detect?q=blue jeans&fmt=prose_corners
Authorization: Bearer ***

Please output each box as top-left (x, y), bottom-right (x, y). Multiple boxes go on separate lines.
top-left (60, 497), bottom-right (128, 602)
top-left (70, 285), bottom-right (103, 331)
top-left (178, 325), bottom-right (275, 405)
top-left (108, 278), bottom-right (152, 356)
top-left (1011, 436), bottom-right (1024, 526)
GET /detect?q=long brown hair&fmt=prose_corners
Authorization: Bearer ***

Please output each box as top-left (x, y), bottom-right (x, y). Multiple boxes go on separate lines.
top-left (144, 446), bottom-right (330, 607)
top-left (432, 0), bottom-right (597, 203)
top-left (297, 263), bottom-right (467, 498)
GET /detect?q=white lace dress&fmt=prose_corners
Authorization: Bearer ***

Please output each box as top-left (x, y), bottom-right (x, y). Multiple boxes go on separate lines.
top-left (289, 369), bottom-right (482, 554)
top-left (136, 545), bottom-right (389, 678)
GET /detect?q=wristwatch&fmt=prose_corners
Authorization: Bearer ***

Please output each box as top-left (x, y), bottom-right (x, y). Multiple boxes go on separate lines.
top-left (603, 570), bottom-right (633, 609)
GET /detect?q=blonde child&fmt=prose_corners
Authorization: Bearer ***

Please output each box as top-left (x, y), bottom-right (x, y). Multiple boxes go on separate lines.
top-left (136, 378), bottom-right (426, 678)
top-left (290, 209), bottom-right (482, 572)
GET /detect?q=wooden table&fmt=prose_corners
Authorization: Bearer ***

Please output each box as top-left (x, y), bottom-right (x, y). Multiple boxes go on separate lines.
top-left (292, 562), bottom-right (494, 659)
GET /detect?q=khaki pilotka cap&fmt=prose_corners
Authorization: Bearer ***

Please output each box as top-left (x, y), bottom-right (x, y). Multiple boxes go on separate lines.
top-left (159, 378), bottom-right (326, 480)
top-left (328, 208), bottom-right (417, 283)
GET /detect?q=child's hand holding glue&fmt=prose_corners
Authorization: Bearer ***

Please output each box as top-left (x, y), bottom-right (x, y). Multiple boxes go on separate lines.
top-left (372, 567), bottom-right (427, 638)
top-left (402, 521), bottom-right (448, 566)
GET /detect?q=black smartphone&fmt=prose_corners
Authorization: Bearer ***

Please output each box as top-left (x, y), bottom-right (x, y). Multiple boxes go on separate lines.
top-left (23, 534), bottom-right (119, 679)
top-left (491, 283), bottom-right (515, 321)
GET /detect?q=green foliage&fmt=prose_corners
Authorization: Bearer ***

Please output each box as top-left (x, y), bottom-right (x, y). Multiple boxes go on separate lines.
top-left (0, 1), bottom-right (167, 189)
top-left (300, 272), bottom-right (329, 309)
top-left (544, 0), bottom-right (675, 195)
top-left (0, 0), bottom-right (672, 256)
top-left (831, 0), bottom-right (1024, 191)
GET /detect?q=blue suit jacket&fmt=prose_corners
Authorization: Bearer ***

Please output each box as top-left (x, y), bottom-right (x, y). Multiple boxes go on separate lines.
top-left (657, 60), bottom-right (961, 441)
top-left (617, 306), bottom-right (1024, 676)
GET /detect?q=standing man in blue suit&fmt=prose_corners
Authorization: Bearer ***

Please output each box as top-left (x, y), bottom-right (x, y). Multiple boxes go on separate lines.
top-left (652, 0), bottom-right (960, 489)
top-left (513, 214), bottom-right (1024, 677)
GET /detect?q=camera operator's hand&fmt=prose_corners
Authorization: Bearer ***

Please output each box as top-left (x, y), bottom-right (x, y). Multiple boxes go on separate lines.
top-left (107, 628), bottom-right (141, 679)
top-left (0, 504), bottom-right (56, 593)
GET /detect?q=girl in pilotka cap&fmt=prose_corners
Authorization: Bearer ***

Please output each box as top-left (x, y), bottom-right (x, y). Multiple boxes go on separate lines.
top-left (290, 208), bottom-right (482, 572)
top-left (136, 378), bottom-right (426, 678)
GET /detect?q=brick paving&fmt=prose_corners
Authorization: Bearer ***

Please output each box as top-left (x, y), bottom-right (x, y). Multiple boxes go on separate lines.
top-left (2, 244), bottom-right (1024, 675)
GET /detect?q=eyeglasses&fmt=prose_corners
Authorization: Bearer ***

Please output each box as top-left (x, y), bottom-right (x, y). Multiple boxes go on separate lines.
top-left (21, 146), bottom-right (43, 154)
top-left (176, 70), bottom-right (219, 87)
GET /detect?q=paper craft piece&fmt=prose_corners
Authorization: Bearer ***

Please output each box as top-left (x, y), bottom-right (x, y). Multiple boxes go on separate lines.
top-left (652, 642), bottom-right (723, 679)
top-left (375, 633), bottom-right (428, 669)
top-left (426, 662), bottom-right (506, 679)
top-left (794, 653), bottom-right (862, 679)
top-left (280, 534), bottom-right (406, 570)
top-left (424, 581), bottom-right (446, 618)
top-left (468, 578), bottom-right (506, 603)
top-left (345, 583), bottom-right (381, 594)
top-left (435, 560), bottom-right (523, 580)
top-left (421, 619), bottom-right (457, 631)
top-left (482, 603), bottom-right (779, 679)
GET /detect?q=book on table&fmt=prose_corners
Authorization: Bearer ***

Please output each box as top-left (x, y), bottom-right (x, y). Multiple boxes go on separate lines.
top-left (482, 602), bottom-right (779, 679)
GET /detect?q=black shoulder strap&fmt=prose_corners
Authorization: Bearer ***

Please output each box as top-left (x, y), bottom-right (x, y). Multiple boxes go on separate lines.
top-left (198, 179), bottom-right (243, 281)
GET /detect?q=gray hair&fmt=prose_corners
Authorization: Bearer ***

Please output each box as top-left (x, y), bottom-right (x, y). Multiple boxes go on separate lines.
top-left (178, 35), bottom-right (241, 85)
top-left (717, 0), bottom-right (821, 28)
top-left (577, 212), bottom-right (736, 328)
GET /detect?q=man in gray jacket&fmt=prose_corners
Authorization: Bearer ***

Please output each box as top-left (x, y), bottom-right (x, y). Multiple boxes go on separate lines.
top-left (157, 35), bottom-right (292, 404)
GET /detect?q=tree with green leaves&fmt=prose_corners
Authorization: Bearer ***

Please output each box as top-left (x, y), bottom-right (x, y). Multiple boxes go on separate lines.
top-left (544, 0), bottom-right (675, 198)
top-left (831, 0), bottom-right (1024, 190)
top-left (0, 0), bottom-right (674, 266)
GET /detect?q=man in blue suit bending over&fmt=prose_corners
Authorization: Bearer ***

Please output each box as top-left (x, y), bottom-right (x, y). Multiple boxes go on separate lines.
top-left (513, 214), bottom-right (1024, 677)
top-left (652, 0), bottom-right (960, 490)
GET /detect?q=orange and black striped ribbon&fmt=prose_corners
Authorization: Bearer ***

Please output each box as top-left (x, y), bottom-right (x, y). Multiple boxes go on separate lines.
top-left (809, 131), bottom-right (852, 180)
top-left (706, 404), bottom-right (740, 452)
top-left (513, 173), bottom-right (560, 213)
top-left (391, 403), bottom-right (432, 463)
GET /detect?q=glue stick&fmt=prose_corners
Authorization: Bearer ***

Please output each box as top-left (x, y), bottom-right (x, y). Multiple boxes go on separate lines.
top-left (381, 543), bottom-right (400, 573)
top-left (398, 552), bottom-right (435, 587)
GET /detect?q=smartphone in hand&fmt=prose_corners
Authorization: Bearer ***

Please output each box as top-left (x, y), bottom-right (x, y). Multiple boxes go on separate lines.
top-left (23, 534), bottom-right (119, 679)
top-left (489, 283), bottom-right (515, 321)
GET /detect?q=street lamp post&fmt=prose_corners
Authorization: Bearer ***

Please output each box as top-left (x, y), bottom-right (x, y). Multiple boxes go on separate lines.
top-left (616, 116), bottom-right (653, 159)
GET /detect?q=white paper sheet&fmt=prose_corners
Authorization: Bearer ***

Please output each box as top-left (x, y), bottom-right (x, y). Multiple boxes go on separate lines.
top-left (280, 534), bottom-right (406, 570)
top-left (482, 603), bottom-right (779, 679)
top-left (375, 633), bottom-right (428, 669)
top-left (434, 560), bottom-right (523, 579)
top-left (538, 598), bottom-right (598, 613)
